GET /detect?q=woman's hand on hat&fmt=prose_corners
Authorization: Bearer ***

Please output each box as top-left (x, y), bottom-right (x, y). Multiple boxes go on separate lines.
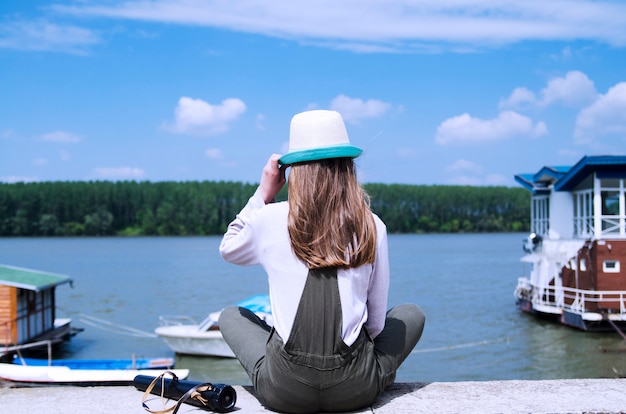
top-left (258, 154), bottom-right (287, 204)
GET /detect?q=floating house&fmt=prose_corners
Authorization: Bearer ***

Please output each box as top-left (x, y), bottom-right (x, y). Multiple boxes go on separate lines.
top-left (514, 155), bottom-right (626, 331)
top-left (0, 265), bottom-right (74, 353)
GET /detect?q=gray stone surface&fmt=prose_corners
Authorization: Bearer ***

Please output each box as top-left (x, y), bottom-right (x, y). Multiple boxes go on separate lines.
top-left (0, 379), bottom-right (625, 413)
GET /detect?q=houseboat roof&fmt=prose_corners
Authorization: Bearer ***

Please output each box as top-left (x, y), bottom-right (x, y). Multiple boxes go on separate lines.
top-left (515, 155), bottom-right (626, 194)
top-left (0, 265), bottom-right (72, 292)
top-left (554, 155), bottom-right (626, 191)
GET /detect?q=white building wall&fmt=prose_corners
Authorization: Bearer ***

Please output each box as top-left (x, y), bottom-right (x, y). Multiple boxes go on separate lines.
top-left (549, 191), bottom-right (574, 239)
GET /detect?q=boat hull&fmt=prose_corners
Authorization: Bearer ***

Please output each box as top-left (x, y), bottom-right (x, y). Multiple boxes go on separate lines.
top-left (155, 294), bottom-right (272, 358)
top-left (13, 357), bottom-right (175, 370)
top-left (0, 364), bottom-right (189, 386)
top-left (154, 325), bottom-right (235, 358)
top-left (516, 296), bottom-right (626, 332)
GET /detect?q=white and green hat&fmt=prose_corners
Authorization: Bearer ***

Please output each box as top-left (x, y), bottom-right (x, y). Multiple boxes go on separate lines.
top-left (279, 110), bottom-right (363, 165)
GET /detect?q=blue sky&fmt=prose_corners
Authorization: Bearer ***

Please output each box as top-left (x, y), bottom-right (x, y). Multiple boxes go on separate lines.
top-left (1, 1), bottom-right (626, 186)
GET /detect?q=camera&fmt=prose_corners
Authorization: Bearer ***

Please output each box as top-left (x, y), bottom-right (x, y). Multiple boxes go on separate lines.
top-left (134, 372), bottom-right (237, 413)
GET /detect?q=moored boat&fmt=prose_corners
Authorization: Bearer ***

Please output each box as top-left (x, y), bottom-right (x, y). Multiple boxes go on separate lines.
top-left (0, 265), bottom-right (79, 354)
top-left (514, 155), bottom-right (626, 332)
top-left (10, 356), bottom-right (174, 370)
top-left (155, 294), bottom-right (272, 357)
top-left (0, 362), bottom-right (189, 386)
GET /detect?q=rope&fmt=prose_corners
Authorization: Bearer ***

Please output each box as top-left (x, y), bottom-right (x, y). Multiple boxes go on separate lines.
top-left (78, 314), bottom-right (157, 338)
top-left (411, 336), bottom-right (511, 354)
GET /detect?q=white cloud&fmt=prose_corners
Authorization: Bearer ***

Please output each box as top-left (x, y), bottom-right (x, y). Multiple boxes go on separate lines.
top-left (256, 114), bottom-right (266, 130)
top-left (447, 159), bottom-right (482, 174)
top-left (447, 172), bottom-right (508, 186)
top-left (52, 1), bottom-right (626, 52)
top-left (435, 111), bottom-right (547, 145)
top-left (60, 150), bottom-right (71, 161)
top-left (205, 148), bottom-right (223, 160)
top-left (501, 71), bottom-right (598, 111)
top-left (574, 82), bottom-right (626, 144)
top-left (1, 129), bottom-right (16, 139)
top-left (550, 46), bottom-right (573, 61)
top-left (499, 87), bottom-right (536, 109)
top-left (33, 158), bottom-right (48, 166)
top-left (330, 95), bottom-right (391, 124)
top-left (0, 176), bottom-right (39, 183)
top-left (538, 71), bottom-right (598, 107)
top-left (163, 97), bottom-right (246, 136)
top-left (446, 160), bottom-right (509, 186)
top-left (0, 19), bottom-right (100, 54)
top-left (91, 167), bottom-right (145, 180)
top-left (41, 131), bottom-right (82, 143)
top-left (484, 174), bottom-right (509, 186)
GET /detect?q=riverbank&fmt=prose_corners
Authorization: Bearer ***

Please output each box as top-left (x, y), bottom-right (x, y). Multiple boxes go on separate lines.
top-left (1, 378), bottom-right (625, 413)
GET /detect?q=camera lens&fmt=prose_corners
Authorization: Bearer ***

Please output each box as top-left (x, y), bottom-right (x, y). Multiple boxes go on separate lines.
top-left (217, 387), bottom-right (236, 410)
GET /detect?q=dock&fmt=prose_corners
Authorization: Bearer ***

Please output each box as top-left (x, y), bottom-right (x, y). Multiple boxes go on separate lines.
top-left (1, 378), bottom-right (625, 413)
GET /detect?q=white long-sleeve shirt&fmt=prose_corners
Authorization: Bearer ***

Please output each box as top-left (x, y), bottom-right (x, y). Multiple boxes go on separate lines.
top-left (219, 189), bottom-right (390, 346)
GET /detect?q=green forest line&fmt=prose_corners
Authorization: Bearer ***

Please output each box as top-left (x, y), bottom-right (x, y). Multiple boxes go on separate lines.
top-left (0, 181), bottom-right (530, 237)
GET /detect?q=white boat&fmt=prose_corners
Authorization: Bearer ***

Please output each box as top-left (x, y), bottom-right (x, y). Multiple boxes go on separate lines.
top-left (0, 356), bottom-right (188, 385)
top-left (155, 295), bottom-right (272, 357)
top-left (514, 155), bottom-right (626, 332)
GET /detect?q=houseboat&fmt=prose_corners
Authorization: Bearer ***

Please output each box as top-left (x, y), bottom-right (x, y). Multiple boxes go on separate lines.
top-left (0, 265), bottom-right (77, 354)
top-left (514, 155), bottom-right (626, 332)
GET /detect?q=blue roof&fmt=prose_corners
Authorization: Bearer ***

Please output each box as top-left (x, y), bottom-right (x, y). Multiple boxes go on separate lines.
top-left (514, 173), bottom-right (541, 192)
top-left (533, 165), bottom-right (570, 183)
top-left (554, 155), bottom-right (626, 191)
top-left (515, 155), bottom-right (626, 193)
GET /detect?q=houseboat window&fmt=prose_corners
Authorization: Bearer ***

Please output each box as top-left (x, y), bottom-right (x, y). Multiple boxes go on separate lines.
top-left (580, 258), bottom-right (587, 272)
top-left (531, 196), bottom-right (549, 236)
top-left (601, 191), bottom-right (620, 215)
top-left (603, 260), bottom-right (620, 273)
top-left (573, 190), bottom-right (594, 237)
top-left (599, 177), bottom-right (624, 236)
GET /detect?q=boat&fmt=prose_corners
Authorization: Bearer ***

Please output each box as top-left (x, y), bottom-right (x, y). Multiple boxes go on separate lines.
top-left (0, 265), bottom-right (79, 354)
top-left (513, 155), bottom-right (626, 332)
top-left (9, 356), bottom-right (175, 370)
top-left (155, 294), bottom-right (272, 357)
top-left (0, 360), bottom-right (189, 385)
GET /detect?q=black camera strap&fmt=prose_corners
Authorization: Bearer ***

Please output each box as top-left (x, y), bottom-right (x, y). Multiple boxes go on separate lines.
top-left (141, 371), bottom-right (223, 414)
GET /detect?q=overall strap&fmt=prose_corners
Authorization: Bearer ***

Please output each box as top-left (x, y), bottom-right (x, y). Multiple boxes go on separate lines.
top-left (284, 267), bottom-right (348, 358)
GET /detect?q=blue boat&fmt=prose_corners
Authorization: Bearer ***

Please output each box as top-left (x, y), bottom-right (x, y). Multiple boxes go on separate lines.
top-left (13, 356), bottom-right (175, 370)
top-left (0, 356), bottom-right (187, 385)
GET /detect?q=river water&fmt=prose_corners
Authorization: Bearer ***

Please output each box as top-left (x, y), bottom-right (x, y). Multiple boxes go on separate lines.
top-left (1, 234), bottom-right (624, 384)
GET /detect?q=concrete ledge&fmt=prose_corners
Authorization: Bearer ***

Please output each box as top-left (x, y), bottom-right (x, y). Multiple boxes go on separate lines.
top-left (1, 378), bottom-right (625, 413)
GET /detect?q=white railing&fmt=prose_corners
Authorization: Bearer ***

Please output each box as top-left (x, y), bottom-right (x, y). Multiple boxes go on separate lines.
top-left (600, 216), bottom-right (626, 237)
top-left (517, 279), bottom-right (626, 317)
top-left (573, 216), bottom-right (626, 239)
top-left (573, 217), bottom-right (594, 238)
top-left (531, 220), bottom-right (550, 237)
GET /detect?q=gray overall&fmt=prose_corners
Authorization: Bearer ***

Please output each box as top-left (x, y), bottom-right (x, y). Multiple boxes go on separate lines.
top-left (219, 268), bottom-right (425, 413)
top-left (255, 268), bottom-right (383, 413)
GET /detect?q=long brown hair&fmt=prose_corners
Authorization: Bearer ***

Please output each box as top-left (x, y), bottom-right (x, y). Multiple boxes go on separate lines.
top-left (287, 158), bottom-right (377, 269)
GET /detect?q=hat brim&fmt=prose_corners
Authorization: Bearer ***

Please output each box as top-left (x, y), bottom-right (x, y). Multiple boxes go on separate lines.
top-left (279, 145), bottom-right (362, 165)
